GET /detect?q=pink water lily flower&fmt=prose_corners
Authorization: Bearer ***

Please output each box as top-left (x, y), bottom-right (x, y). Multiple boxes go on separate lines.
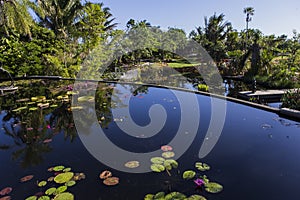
top-left (194, 178), bottom-right (205, 187)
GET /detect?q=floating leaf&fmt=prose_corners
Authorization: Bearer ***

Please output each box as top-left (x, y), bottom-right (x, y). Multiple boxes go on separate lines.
top-left (161, 145), bottom-right (173, 152)
top-left (164, 159), bottom-right (178, 169)
top-left (0, 187), bottom-right (12, 195)
top-left (53, 192), bottom-right (74, 200)
top-left (20, 175), bottom-right (34, 182)
top-left (38, 181), bottom-right (47, 187)
top-left (103, 177), bottom-right (119, 186)
top-left (47, 177), bottom-right (54, 182)
top-left (38, 196), bottom-right (50, 200)
top-left (186, 195), bottom-right (207, 200)
top-left (183, 170), bottom-right (196, 180)
top-left (45, 188), bottom-right (56, 195)
top-left (53, 166), bottom-right (65, 172)
top-left (50, 105), bottom-right (58, 108)
top-left (204, 182), bottom-right (223, 193)
top-left (0, 196), bottom-right (11, 200)
top-left (165, 192), bottom-right (186, 200)
top-left (144, 194), bottom-right (154, 200)
top-left (63, 168), bottom-right (71, 172)
top-left (56, 186), bottom-right (67, 194)
top-left (29, 107), bottom-right (38, 111)
top-left (124, 161), bottom-right (139, 168)
top-left (65, 181), bottom-right (76, 187)
top-left (161, 152), bottom-right (175, 159)
top-left (154, 192), bottom-right (165, 199)
top-left (195, 162), bottom-right (210, 171)
top-left (150, 164), bottom-right (165, 172)
top-left (43, 139), bottom-right (52, 144)
top-left (78, 96), bottom-right (94, 103)
top-left (150, 157), bottom-right (165, 164)
top-left (25, 196), bottom-right (37, 200)
top-left (31, 97), bottom-right (38, 102)
top-left (99, 171), bottom-right (112, 179)
top-left (54, 172), bottom-right (74, 184)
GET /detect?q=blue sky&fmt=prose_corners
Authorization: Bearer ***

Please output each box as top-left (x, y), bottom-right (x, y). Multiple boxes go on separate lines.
top-left (91, 0), bottom-right (300, 38)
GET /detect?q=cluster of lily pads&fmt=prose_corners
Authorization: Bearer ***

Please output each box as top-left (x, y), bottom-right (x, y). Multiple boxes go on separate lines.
top-left (144, 191), bottom-right (207, 200)
top-left (182, 162), bottom-right (223, 194)
top-left (150, 145), bottom-right (178, 176)
top-left (24, 165), bottom-right (85, 200)
top-left (0, 186), bottom-right (12, 200)
top-left (145, 145), bottom-right (223, 199)
top-left (99, 170), bottom-right (119, 186)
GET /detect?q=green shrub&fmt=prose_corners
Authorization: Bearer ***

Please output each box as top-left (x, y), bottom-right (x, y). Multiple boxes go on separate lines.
top-left (281, 88), bottom-right (300, 110)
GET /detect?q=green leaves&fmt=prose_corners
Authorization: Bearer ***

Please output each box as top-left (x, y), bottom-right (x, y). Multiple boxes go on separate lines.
top-left (195, 162), bottom-right (210, 171)
top-left (204, 182), bottom-right (223, 193)
top-left (182, 170), bottom-right (196, 180)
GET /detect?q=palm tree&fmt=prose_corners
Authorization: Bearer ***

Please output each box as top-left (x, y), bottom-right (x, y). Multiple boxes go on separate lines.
top-left (243, 7), bottom-right (255, 48)
top-left (0, 0), bottom-right (32, 37)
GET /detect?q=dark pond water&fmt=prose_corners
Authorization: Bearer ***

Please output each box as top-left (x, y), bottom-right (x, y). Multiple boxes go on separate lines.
top-left (0, 81), bottom-right (299, 200)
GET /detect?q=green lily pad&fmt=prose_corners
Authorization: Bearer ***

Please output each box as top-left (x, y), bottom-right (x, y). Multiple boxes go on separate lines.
top-left (25, 196), bottom-right (37, 200)
top-left (54, 172), bottom-right (74, 184)
top-left (165, 192), bottom-right (186, 200)
top-left (150, 164), bottom-right (165, 172)
top-left (12, 106), bottom-right (27, 112)
top-left (50, 104), bottom-right (58, 108)
top-left (31, 97), bottom-right (38, 102)
top-left (144, 194), bottom-right (154, 200)
top-left (65, 181), bottom-right (76, 187)
top-left (53, 166), bottom-right (65, 172)
top-left (183, 170), bottom-right (196, 180)
top-left (53, 192), bottom-right (74, 200)
top-left (150, 157), bottom-right (165, 164)
top-left (38, 180), bottom-right (47, 187)
top-left (195, 162), bottom-right (210, 171)
top-left (29, 107), bottom-right (38, 111)
top-left (186, 195), bottom-right (207, 200)
top-left (63, 168), bottom-right (71, 172)
top-left (161, 151), bottom-right (175, 159)
top-left (45, 187), bottom-right (56, 195)
top-left (38, 196), bottom-right (50, 200)
top-left (154, 192), bottom-right (165, 199)
top-left (56, 186), bottom-right (67, 194)
top-left (164, 159), bottom-right (178, 169)
top-left (204, 182), bottom-right (223, 193)
top-left (78, 96), bottom-right (94, 102)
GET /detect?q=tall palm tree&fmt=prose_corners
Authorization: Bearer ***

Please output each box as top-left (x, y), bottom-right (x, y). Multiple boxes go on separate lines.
top-left (0, 0), bottom-right (32, 36)
top-left (243, 7), bottom-right (255, 48)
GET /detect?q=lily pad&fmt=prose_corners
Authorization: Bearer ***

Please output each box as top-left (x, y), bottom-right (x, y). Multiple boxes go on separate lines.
top-left (150, 164), bottom-right (165, 172)
top-left (63, 168), bottom-right (71, 172)
top-left (0, 196), bottom-right (11, 200)
top-left (56, 186), bottom-right (67, 194)
top-left (37, 181), bottom-right (47, 187)
top-left (38, 196), bottom-right (50, 200)
top-left (20, 175), bottom-right (34, 182)
top-left (186, 195), bottom-right (207, 200)
top-left (164, 159), bottom-right (178, 169)
top-left (45, 187), bottom-right (56, 195)
top-left (195, 162), bottom-right (210, 171)
top-left (204, 182), bottom-right (223, 193)
top-left (53, 192), bottom-right (74, 200)
top-left (165, 192), bottom-right (186, 200)
top-left (99, 171), bottom-right (112, 179)
top-left (54, 172), bottom-right (74, 184)
top-left (25, 196), bottom-right (37, 200)
top-left (161, 145), bottom-right (173, 151)
top-left (47, 177), bottom-right (54, 182)
top-left (183, 170), bottom-right (196, 180)
top-left (53, 165), bottom-right (65, 172)
top-left (154, 192), bottom-right (165, 199)
top-left (124, 161), bottom-right (139, 168)
top-left (150, 157), bottom-right (165, 164)
top-left (65, 181), bottom-right (76, 187)
top-left (103, 177), bottom-right (119, 186)
top-left (78, 96), bottom-right (94, 103)
top-left (144, 194), bottom-right (154, 200)
top-left (29, 107), bottom-right (38, 111)
top-left (0, 187), bottom-right (12, 195)
top-left (162, 151), bottom-right (175, 159)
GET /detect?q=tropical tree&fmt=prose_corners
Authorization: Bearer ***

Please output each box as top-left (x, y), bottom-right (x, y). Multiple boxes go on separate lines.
top-left (243, 7), bottom-right (255, 48)
top-left (190, 13), bottom-right (232, 63)
top-left (0, 0), bottom-right (32, 37)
